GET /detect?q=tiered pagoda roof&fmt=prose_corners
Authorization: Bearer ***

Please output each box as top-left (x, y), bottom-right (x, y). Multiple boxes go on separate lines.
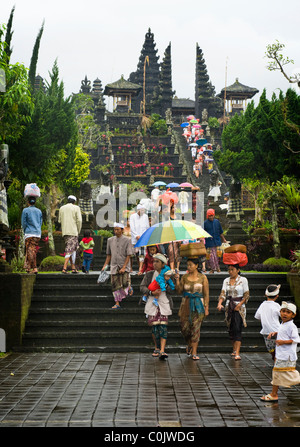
top-left (128, 28), bottom-right (160, 114)
top-left (218, 78), bottom-right (259, 99)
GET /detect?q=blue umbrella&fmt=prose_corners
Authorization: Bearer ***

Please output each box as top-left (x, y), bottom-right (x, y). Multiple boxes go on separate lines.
top-left (167, 182), bottom-right (180, 188)
top-left (196, 139), bottom-right (207, 146)
top-left (151, 181), bottom-right (167, 187)
top-left (180, 122), bottom-right (189, 127)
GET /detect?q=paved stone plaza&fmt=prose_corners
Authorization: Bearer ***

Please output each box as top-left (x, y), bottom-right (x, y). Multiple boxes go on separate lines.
top-left (0, 352), bottom-right (299, 428)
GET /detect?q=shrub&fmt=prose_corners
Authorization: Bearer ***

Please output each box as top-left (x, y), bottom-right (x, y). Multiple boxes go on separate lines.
top-left (263, 257), bottom-right (292, 267)
top-left (39, 255), bottom-right (66, 272)
top-left (94, 229), bottom-right (113, 238)
top-left (242, 263), bottom-right (291, 272)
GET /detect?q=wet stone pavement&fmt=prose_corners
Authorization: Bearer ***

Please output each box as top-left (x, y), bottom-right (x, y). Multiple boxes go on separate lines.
top-left (0, 352), bottom-right (299, 429)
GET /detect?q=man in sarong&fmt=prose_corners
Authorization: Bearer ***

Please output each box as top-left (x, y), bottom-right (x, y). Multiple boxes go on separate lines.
top-left (102, 222), bottom-right (134, 309)
top-left (204, 208), bottom-right (227, 273)
top-left (58, 195), bottom-right (82, 273)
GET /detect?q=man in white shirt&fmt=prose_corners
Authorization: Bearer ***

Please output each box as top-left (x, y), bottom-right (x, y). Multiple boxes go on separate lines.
top-left (58, 195), bottom-right (82, 273)
top-left (130, 204), bottom-right (150, 273)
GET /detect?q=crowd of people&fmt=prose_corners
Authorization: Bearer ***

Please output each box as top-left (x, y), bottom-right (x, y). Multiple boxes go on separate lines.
top-left (20, 139), bottom-right (300, 403)
top-left (20, 190), bottom-right (300, 398)
top-left (181, 115), bottom-right (215, 179)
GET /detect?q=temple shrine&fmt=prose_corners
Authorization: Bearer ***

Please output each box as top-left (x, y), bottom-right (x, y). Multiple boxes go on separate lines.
top-left (71, 27), bottom-right (259, 218)
top-left (218, 78), bottom-right (259, 115)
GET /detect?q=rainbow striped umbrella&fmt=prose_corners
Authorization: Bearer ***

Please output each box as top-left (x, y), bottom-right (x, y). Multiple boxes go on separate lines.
top-left (135, 220), bottom-right (211, 247)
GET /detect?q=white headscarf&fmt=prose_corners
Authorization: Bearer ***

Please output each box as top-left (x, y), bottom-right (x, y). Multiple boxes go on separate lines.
top-left (281, 301), bottom-right (297, 314)
top-left (265, 284), bottom-right (281, 297)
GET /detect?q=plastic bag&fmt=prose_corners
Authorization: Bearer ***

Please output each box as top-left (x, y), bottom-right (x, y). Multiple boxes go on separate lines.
top-left (223, 252), bottom-right (248, 267)
top-left (24, 183), bottom-right (41, 198)
top-left (97, 269), bottom-right (110, 284)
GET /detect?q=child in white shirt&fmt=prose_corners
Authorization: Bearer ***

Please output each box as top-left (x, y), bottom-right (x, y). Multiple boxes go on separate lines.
top-left (255, 284), bottom-right (281, 360)
top-left (260, 301), bottom-right (300, 402)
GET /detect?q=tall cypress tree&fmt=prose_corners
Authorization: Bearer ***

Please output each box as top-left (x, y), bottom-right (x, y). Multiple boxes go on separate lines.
top-left (28, 21), bottom-right (44, 90)
top-left (4, 5), bottom-right (15, 62)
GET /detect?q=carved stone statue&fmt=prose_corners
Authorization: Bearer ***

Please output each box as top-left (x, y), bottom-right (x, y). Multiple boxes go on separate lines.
top-left (208, 170), bottom-right (221, 203)
top-left (227, 181), bottom-right (244, 221)
top-left (201, 108), bottom-right (208, 125)
top-left (79, 181), bottom-right (94, 225)
top-left (0, 145), bottom-right (9, 230)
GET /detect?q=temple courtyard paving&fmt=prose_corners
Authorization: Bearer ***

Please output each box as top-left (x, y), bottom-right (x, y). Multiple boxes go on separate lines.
top-left (0, 351), bottom-right (299, 430)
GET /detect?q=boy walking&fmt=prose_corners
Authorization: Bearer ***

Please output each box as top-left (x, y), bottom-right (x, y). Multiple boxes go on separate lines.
top-left (255, 284), bottom-right (281, 360)
top-left (260, 301), bottom-right (300, 402)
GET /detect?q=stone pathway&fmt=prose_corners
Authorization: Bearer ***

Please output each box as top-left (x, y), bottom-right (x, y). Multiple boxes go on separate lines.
top-left (0, 352), bottom-right (299, 428)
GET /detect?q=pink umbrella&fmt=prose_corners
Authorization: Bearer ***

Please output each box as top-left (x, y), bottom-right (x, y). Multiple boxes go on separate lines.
top-left (187, 115), bottom-right (195, 120)
top-left (179, 182), bottom-right (193, 188)
top-left (192, 124), bottom-right (201, 128)
top-left (159, 190), bottom-right (179, 205)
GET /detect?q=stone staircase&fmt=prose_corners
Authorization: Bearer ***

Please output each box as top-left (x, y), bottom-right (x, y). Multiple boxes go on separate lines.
top-left (173, 126), bottom-right (228, 206)
top-left (18, 270), bottom-right (295, 354)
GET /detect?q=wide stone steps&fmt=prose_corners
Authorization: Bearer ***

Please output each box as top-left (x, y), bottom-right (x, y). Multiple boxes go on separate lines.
top-left (17, 272), bottom-right (295, 353)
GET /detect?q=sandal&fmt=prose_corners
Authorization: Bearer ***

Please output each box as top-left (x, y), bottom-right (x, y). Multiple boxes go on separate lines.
top-left (72, 269), bottom-right (79, 274)
top-left (159, 352), bottom-right (168, 360)
top-left (260, 394), bottom-right (278, 402)
top-left (152, 349), bottom-right (160, 357)
top-left (186, 346), bottom-right (192, 356)
top-left (192, 354), bottom-right (199, 361)
top-left (62, 269), bottom-right (68, 274)
top-left (234, 355), bottom-right (241, 361)
top-left (112, 304), bottom-right (121, 309)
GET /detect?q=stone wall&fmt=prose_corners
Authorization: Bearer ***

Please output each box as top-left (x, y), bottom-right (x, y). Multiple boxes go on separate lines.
top-left (0, 274), bottom-right (36, 350)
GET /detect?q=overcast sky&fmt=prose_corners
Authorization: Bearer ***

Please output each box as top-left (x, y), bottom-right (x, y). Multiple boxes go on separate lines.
top-left (2, 0), bottom-right (300, 111)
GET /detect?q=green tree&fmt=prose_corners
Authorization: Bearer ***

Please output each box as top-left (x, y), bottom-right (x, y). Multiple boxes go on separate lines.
top-left (4, 6), bottom-right (15, 62)
top-left (65, 145), bottom-right (90, 190)
top-left (215, 89), bottom-right (300, 257)
top-left (10, 61), bottom-right (78, 254)
top-left (28, 21), bottom-right (44, 90)
top-left (0, 24), bottom-right (34, 144)
top-left (265, 41), bottom-right (300, 154)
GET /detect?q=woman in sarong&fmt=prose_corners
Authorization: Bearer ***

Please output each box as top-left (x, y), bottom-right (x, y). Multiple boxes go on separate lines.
top-left (217, 264), bottom-right (249, 360)
top-left (21, 196), bottom-right (43, 274)
top-left (140, 253), bottom-right (175, 360)
top-left (175, 258), bottom-right (209, 360)
top-left (204, 208), bottom-right (227, 273)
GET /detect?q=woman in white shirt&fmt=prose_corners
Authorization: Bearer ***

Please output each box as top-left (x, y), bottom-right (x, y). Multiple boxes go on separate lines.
top-left (217, 264), bottom-right (249, 360)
